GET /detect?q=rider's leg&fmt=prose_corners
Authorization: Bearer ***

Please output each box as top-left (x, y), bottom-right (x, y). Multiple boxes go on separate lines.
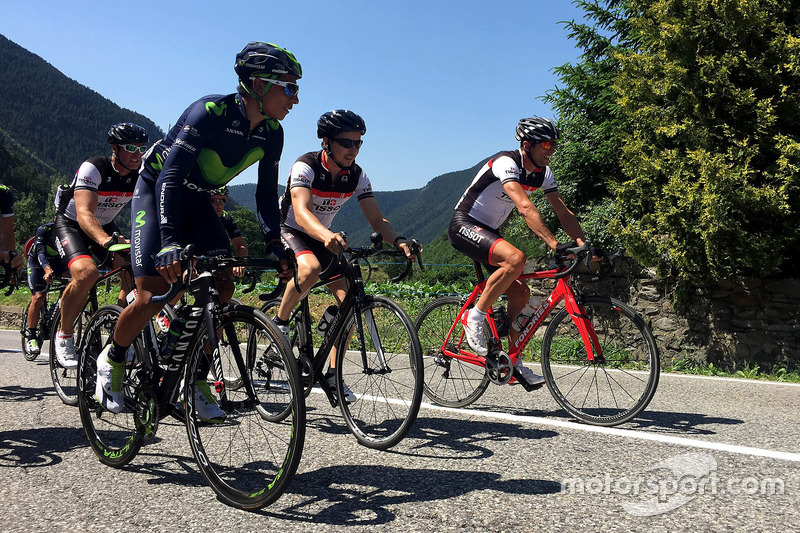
top-left (27, 291), bottom-right (46, 329)
top-left (276, 253), bottom-right (322, 322)
top-left (59, 256), bottom-right (98, 336)
top-left (474, 240), bottom-right (526, 314)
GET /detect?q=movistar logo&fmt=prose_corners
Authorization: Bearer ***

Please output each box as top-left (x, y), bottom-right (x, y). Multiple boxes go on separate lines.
top-left (205, 102), bottom-right (228, 116)
top-left (135, 210), bottom-right (146, 228)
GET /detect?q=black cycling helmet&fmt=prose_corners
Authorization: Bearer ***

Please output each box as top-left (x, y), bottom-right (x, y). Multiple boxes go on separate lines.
top-left (211, 186), bottom-right (229, 196)
top-left (317, 110), bottom-right (366, 139)
top-left (107, 123), bottom-right (148, 145)
top-left (515, 117), bottom-right (559, 143)
top-left (235, 42), bottom-right (302, 85)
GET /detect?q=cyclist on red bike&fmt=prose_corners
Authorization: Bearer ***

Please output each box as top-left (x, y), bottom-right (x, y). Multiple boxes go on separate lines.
top-left (448, 117), bottom-right (593, 387)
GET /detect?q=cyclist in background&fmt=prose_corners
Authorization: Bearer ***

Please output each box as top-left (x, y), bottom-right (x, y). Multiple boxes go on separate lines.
top-left (211, 186), bottom-right (248, 277)
top-left (23, 222), bottom-right (65, 355)
top-left (95, 42), bottom-right (302, 420)
top-left (448, 117), bottom-right (594, 387)
top-left (273, 109), bottom-right (419, 402)
top-left (0, 183), bottom-right (24, 271)
top-left (52, 123), bottom-right (145, 369)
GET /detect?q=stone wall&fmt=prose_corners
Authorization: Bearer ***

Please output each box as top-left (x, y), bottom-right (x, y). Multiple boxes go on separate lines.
top-left (566, 258), bottom-right (800, 371)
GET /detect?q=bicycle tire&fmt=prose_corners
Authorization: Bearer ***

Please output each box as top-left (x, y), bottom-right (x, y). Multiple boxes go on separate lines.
top-left (185, 305), bottom-right (305, 510)
top-left (541, 295), bottom-right (660, 426)
top-left (78, 305), bottom-right (145, 467)
top-left (260, 297), bottom-right (314, 398)
top-left (49, 299), bottom-right (94, 405)
top-left (336, 296), bottom-right (423, 450)
top-left (415, 297), bottom-right (490, 408)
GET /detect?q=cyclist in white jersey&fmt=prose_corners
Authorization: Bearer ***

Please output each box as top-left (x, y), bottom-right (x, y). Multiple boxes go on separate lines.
top-left (274, 110), bottom-right (419, 401)
top-left (51, 123), bottom-right (147, 369)
top-left (449, 117), bottom-right (594, 386)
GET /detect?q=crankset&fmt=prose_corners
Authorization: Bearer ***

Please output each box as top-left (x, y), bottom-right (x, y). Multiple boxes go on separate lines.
top-left (484, 350), bottom-right (513, 385)
top-left (135, 387), bottom-right (159, 440)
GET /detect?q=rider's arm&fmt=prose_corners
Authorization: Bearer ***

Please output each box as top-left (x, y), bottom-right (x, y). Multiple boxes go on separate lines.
top-left (290, 186), bottom-right (345, 252)
top-left (231, 236), bottom-right (248, 257)
top-left (254, 129), bottom-right (284, 253)
top-left (503, 181), bottom-right (560, 251)
top-left (34, 226), bottom-right (51, 271)
top-left (545, 191), bottom-right (586, 247)
top-left (74, 189), bottom-right (113, 247)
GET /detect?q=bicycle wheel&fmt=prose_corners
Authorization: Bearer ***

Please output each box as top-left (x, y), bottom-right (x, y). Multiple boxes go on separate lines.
top-left (49, 299), bottom-right (94, 405)
top-left (541, 296), bottom-right (660, 426)
top-left (415, 297), bottom-right (489, 408)
top-left (260, 298), bottom-right (314, 398)
top-left (185, 305), bottom-right (305, 510)
top-left (77, 305), bottom-right (145, 467)
top-left (336, 296), bottom-right (423, 450)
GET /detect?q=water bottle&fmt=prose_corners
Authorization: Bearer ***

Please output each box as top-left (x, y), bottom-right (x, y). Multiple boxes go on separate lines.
top-left (160, 316), bottom-right (187, 360)
top-left (512, 296), bottom-right (542, 332)
top-left (492, 306), bottom-right (509, 338)
top-left (316, 305), bottom-right (338, 336)
top-left (125, 288), bottom-right (137, 305)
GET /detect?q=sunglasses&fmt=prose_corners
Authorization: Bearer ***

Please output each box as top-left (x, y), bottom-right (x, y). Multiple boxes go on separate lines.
top-left (211, 198), bottom-right (227, 205)
top-left (332, 138), bottom-right (364, 150)
top-left (539, 140), bottom-right (558, 150)
top-left (121, 144), bottom-right (147, 154)
top-left (265, 78), bottom-right (300, 97)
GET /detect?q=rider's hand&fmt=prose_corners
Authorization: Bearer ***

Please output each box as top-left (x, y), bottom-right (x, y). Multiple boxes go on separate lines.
top-left (555, 241), bottom-right (578, 257)
top-left (324, 232), bottom-right (348, 254)
top-left (1, 250), bottom-right (23, 272)
top-left (590, 245), bottom-right (605, 261)
top-left (232, 266), bottom-right (246, 278)
top-left (155, 246), bottom-right (182, 284)
top-left (43, 267), bottom-right (54, 283)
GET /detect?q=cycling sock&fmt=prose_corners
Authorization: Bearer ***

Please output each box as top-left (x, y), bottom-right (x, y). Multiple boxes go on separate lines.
top-left (468, 307), bottom-right (486, 323)
top-left (107, 340), bottom-right (130, 364)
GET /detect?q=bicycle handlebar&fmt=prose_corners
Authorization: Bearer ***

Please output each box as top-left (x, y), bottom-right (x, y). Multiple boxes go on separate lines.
top-left (551, 242), bottom-right (625, 281)
top-left (151, 246), bottom-right (284, 304)
top-left (0, 251), bottom-right (20, 296)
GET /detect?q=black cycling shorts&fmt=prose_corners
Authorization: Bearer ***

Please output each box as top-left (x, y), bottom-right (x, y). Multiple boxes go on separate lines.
top-left (131, 176), bottom-right (231, 278)
top-left (448, 211), bottom-right (504, 266)
top-left (280, 225), bottom-right (345, 279)
top-left (53, 213), bottom-right (117, 269)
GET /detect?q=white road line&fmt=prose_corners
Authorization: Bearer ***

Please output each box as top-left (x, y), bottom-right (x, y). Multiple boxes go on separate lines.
top-left (419, 401), bottom-right (800, 463)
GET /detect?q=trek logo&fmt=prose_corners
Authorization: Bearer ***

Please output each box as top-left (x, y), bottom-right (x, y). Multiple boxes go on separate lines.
top-left (205, 101), bottom-right (228, 117)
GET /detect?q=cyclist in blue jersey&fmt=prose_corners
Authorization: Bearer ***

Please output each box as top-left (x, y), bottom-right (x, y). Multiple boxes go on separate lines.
top-left (95, 42), bottom-right (302, 420)
top-left (448, 117), bottom-right (596, 386)
top-left (23, 222), bottom-right (66, 355)
top-left (211, 186), bottom-right (248, 277)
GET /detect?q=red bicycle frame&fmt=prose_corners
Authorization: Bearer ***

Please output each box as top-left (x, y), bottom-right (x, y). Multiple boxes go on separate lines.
top-left (438, 266), bottom-right (603, 368)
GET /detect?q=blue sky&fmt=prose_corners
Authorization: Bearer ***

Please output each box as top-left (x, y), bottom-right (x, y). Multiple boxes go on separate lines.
top-left (1, 1), bottom-right (589, 190)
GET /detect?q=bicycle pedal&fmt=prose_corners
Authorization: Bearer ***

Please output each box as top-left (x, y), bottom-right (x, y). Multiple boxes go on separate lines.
top-left (214, 381), bottom-right (224, 394)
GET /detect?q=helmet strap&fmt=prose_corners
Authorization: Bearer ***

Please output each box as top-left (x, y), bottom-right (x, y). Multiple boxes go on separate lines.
top-left (322, 141), bottom-right (354, 174)
top-left (111, 147), bottom-right (137, 173)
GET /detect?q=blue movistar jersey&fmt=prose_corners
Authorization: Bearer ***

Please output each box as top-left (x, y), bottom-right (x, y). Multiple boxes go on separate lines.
top-left (140, 93), bottom-right (284, 248)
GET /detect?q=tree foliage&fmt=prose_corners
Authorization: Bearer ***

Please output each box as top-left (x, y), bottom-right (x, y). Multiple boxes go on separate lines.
top-left (612, 0), bottom-right (800, 281)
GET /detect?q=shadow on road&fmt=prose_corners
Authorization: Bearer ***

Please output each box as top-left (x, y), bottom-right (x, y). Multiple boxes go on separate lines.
top-left (0, 384), bottom-right (57, 403)
top-left (263, 463), bottom-right (561, 525)
top-left (0, 426), bottom-right (86, 468)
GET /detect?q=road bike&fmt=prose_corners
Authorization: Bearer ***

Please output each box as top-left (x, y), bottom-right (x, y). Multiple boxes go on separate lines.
top-left (259, 233), bottom-right (424, 450)
top-left (76, 250), bottom-right (304, 510)
top-left (49, 243), bottom-right (132, 406)
top-left (415, 242), bottom-right (659, 427)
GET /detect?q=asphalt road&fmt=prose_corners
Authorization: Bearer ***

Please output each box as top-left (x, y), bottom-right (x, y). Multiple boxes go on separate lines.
top-left (1, 329), bottom-right (797, 532)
